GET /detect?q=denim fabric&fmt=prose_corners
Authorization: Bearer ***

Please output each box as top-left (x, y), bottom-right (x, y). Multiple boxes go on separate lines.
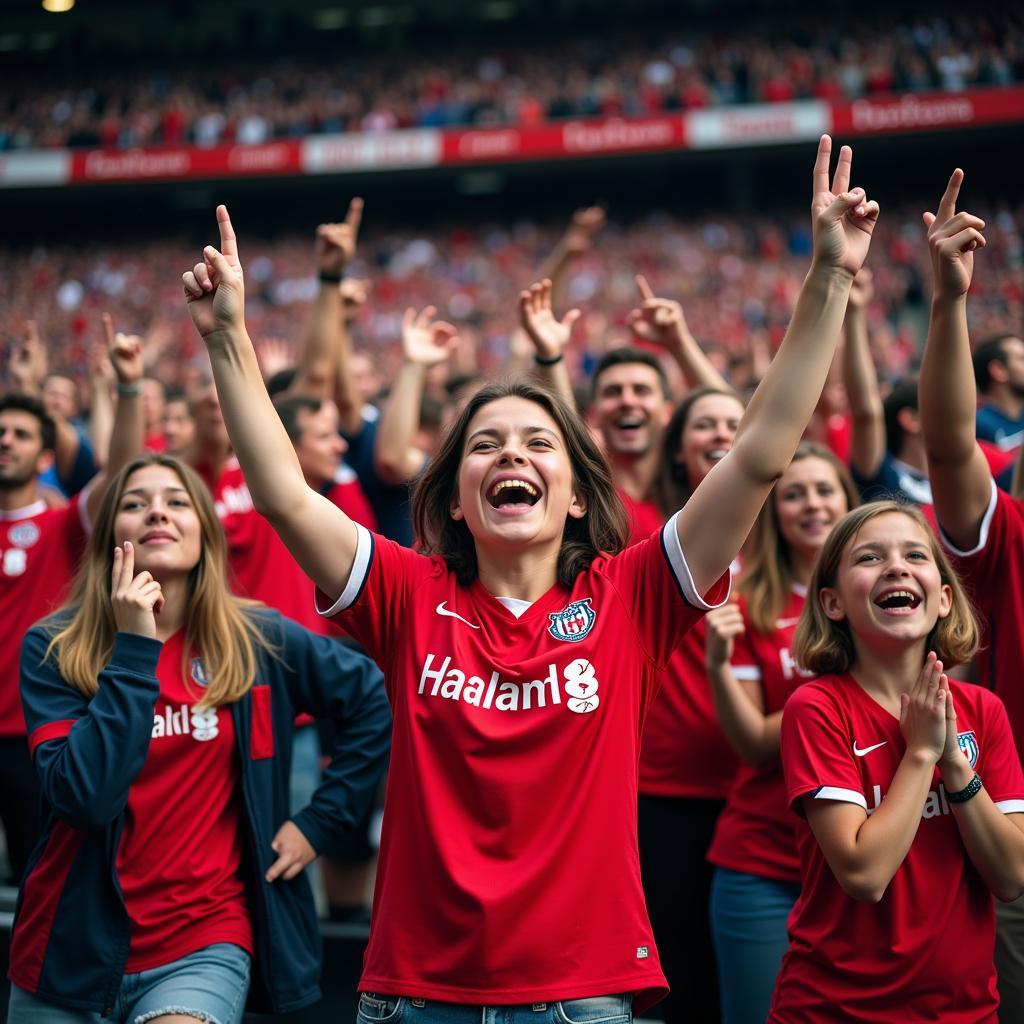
top-left (709, 867), bottom-right (799, 1024)
top-left (357, 993), bottom-right (632, 1024)
top-left (9, 943), bottom-right (251, 1024)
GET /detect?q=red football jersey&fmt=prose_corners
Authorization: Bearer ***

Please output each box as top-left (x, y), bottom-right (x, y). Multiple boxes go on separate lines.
top-left (707, 588), bottom-right (810, 881)
top-left (771, 674), bottom-right (1024, 1023)
top-left (940, 481), bottom-right (1024, 762)
top-left (317, 517), bottom-right (730, 1009)
top-left (201, 458), bottom-right (329, 636)
top-left (116, 630), bottom-right (252, 971)
top-left (0, 499), bottom-right (87, 737)
top-left (617, 490), bottom-right (664, 543)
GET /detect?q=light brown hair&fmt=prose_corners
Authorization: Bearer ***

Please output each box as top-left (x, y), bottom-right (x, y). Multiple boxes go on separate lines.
top-left (412, 378), bottom-right (629, 587)
top-left (793, 501), bottom-right (979, 674)
top-left (44, 454), bottom-right (275, 709)
top-left (738, 441), bottom-right (860, 634)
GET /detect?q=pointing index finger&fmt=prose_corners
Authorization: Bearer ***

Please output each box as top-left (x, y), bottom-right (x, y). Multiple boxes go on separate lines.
top-left (102, 312), bottom-right (115, 350)
top-left (216, 205), bottom-right (239, 262)
top-left (937, 169), bottom-right (964, 225)
top-left (635, 274), bottom-right (655, 301)
top-left (345, 197), bottom-right (364, 236)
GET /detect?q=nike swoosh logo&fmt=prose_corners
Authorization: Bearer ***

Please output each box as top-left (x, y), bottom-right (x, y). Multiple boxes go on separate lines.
top-left (435, 602), bottom-right (480, 629)
top-left (775, 617), bottom-right (801, 629)
top-left (853, 740), bottom-right (887, 757)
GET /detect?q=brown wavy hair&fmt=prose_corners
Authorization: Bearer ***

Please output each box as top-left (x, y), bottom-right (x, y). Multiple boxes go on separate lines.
top-left (412, 378), bottom-right (629, 587)
top-left (44, 454), bottom-right (274, 709)
top-left (793, 501), bottom-right (979, 674)
top-left (738, 441), bottom-right (860, 634)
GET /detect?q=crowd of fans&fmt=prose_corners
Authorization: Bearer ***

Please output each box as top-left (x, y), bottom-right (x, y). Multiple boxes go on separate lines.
top-left (2, 9), bottom-right (1021, 151)
top-left (2, 195), bottom-right (1021, 406)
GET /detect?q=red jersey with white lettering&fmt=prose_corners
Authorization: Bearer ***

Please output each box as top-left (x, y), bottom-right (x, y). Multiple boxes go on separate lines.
top-left (0, 499), bottom-right (87, 737)
top-left (770, 673), bottom-right (1024, 1023)
top-left (317, 516), bottom-right (729, 1009)
top-left (200, 458), bottom-right (328, 636)
top-left (940, 481), bottom-right (1024, 763)
top-left (116, 630), bottom-right (252, 971)
top-left (326, 465), bottom-right (378, 532)
top-left (707, 588), bottom-right (810, 881)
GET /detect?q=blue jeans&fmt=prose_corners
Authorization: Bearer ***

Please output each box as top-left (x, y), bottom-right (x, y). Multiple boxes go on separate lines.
top-left (8, 942), bottom-right (251, 1024)
top-left (357, 993), bottom-right (632, 1024)
top-left (709, 868), bottom-right (799, 1024)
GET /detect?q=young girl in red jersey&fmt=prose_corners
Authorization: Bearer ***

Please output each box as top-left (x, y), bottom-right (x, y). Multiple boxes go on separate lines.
top-left (770, 501), bottom-right (1024, 1023)
top-left (638, 385), bottom-right (745, 1024)
top-left (8, 454), bottom-right (390, 1023)
top-left (183, 135), bottom-right (878, 1021)
top-left (703, 441), bottom-right (858, 1024)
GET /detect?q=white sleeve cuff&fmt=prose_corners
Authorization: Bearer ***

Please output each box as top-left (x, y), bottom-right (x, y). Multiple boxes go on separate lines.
top-left (939, 477), bottom-right (997, 558)
top-left (315, 523), bottom-right (373, 617)
top-left (731, 665), bottom-right (762, 682)
top-left (661, 511), bottom-right (732, 611)
top-left (996, 799), bottom-right (1024, 815)
top-left (813, 786), bottom-right (868, 809)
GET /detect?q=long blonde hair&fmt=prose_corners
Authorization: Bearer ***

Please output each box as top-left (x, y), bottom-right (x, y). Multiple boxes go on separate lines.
top-left (738, 441), bottom-right (859, 634)
top-left (793, 501), bottom-right (979, 675)
top-left (45, 454), bottom-right (274, 709)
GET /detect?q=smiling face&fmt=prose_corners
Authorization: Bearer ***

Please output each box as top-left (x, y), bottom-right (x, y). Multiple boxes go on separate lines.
top-left (820, 511), bottom-right (952, 651)
top-left (678, 393), bottom-right (744, 486)
top-left (113, 464), bottom-right (202, 579)
top-left (294, 403), bottom-right (346, 489)
top-left (774, 455), bottom-right (850, 564)
top-left (451, 396), bottom-right (586, 554)
top-left (592, 363), bottom-right (670, 458)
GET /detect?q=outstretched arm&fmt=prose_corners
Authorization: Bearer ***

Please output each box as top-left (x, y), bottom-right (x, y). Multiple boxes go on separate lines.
top-left (539, 205), bottom-right (606, 310)
top-left (628, 275), bottom-right (730, 392)
top-left (183, 205), bottom-right (358, 599)
top-left (842, 269), bottom-right (886, 480)
top-left (518, 279), bottom-right (578, 408)
top-left (374, 306), bottom-right (458, 484)
top-left (677, 136), bottom-right (878, 596)
top-left (918, 169), bottom-right (991, 550)
top-left (292, 199), bottom-right (364, 400)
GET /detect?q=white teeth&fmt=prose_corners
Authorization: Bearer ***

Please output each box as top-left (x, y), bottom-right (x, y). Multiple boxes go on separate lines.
top-left (616, 418), bottom-right (644, 429)
top-left (876, 589), bottom-right (919, 607)
top-left (707, 449), bottom-right (728, 460)
top-left (489, 479), bottom-right (539, 498)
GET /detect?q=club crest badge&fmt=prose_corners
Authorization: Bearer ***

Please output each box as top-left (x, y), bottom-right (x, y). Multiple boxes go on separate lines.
top-left (547, 598), bottom-right (596, 643)
top-left (190, 658), bottom-right (210, 688)
top-left (957, 730), bottom-right (979, 768)
top-left (8, 521), bottom-right (40, 549)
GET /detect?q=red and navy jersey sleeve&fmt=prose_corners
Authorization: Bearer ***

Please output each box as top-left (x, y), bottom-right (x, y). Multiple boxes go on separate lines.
top-left (601, 511), bottom-right (731, 669)
top-left (20, 624), bottom-right (163, 830)
top-left (315, 523), bottom-right (438, 668)
top-left (781, 680), bottom-right (865, 813)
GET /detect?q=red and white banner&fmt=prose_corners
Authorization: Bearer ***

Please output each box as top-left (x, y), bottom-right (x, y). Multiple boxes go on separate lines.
top-left (1, 86), bottom-right (1021, 188)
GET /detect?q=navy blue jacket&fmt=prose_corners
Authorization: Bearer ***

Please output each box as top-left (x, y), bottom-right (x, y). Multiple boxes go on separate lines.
top-left (10, 609), bottom-right (390, 1017)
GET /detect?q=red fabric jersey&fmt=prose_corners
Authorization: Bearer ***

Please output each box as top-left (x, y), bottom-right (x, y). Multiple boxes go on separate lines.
top-left (771, 674), bottom-right (1024, 1023)
top-left (940, 481), bottom-right (1024, 763)
top-left (143, 432), bottom-right (167, 453)
top-left (117, 631), bottom-right (252, 971)
top-left (317, 517), bottom-right (729, 1009)
top-left (707, 588), bottom-right (810, 881)
top-left (200, 458), bottom-right (328, 636)
top-left (0, 499), bottom-right (87, 737)
top-left (326, 464), bottom-right (378, 532)
top-left (617, 490), bottom-right (664, 543)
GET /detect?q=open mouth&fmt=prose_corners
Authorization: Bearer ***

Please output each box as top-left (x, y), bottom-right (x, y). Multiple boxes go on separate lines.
top-left (615, 416), bottom-right (645, 434)
top-left (874, 589), bottom-right (922, 614)
top-left (487, 478), bottom-right (541, 510)
top-left (705, 448), bottom-right (729, 463)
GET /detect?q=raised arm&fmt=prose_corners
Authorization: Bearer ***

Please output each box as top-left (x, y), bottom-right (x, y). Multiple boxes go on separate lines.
top-left (841, 268), bottom-right (886, 480)
top-left (918, 169), bottom-right (991, 550)
top-left (518, 278), bottom-right (578, 408)
top-left (627, 275), bottom-right (731, 392)
top-left (183, 205), bottom-right (358, 599)
top-left (83, 316), bottom-right (146, 524)
top-left (374, 306), bottom-right (457, 485)
top-left (539, 205), bottom-right (606, 310)
top-left (291, 199), bottom-right (364, 400)
top-left (86, 337), bottom-right (115, 470)
top-left (334, 277), bottom-right (373, 436)
top-left (705, 603), bottom-right (781, 765)
top-left (677, 136), bottom-right (878, 595)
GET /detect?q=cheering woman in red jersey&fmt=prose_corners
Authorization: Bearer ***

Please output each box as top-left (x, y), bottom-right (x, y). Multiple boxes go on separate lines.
top-left (183, 135), bottom-right (878, 1021)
